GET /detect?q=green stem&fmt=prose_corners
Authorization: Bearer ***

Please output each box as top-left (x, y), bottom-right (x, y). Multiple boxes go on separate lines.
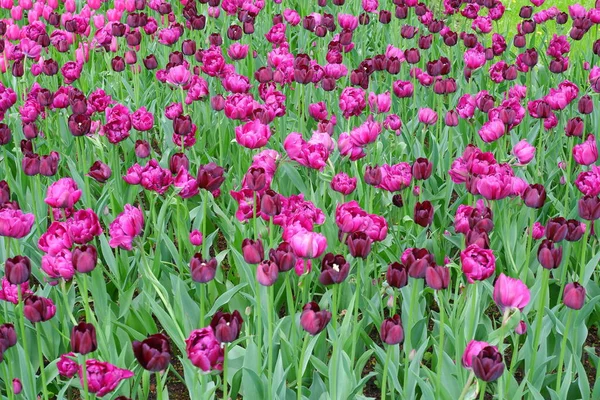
top-left (404, 279), bottom-right (421, 388)
top-left (505, 333), bottom-right (520, 395)
top-left (381, 345), bottom-right (392, 400)
top-left (157, 371), bottom-right (164, 400)
top-left (79, 274), bottom-right (93, 324)
top-left (458, 372), bottom-right (475, 400)
top-left (36, 327), bottom-right (49, 400)
top-left (350, 259), bottom-right (363, 365)
top-left (555, 309), bottom-right (575, 393)
top-left (80, 354), bottom-right (89, 400)
top-left (528, 268), bottom-right (550, 380)
top-left (296, 333), bottom-right (310, 400)
top-left (436, 292), bottom-right (446, 399)
top-left (578, 229), bottom-right (590, 283)
top-left (255, 279), bottom-right (263, 372)
top-left (267, 285), bottom-right (274, 400)
top-left (222, 344), bottom-right (228, 400)
top-left (198, 284), bottom-right (205, 327)
top-left (521, 209), bottom-right (535, 281)
top-left (4, 359), bottom-right (13, 400)
top-left (478, 381), bottom-right (487, 400)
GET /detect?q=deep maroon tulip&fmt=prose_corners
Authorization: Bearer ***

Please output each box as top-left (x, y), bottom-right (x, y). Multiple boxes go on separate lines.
top-left (182, 40), bottom-right (196, 56)
top-left (39, 152), bottom-right (60, 177)
top-left (134, 140), bottom-right (151, 158)
top-left (245, 167), bottom-right (266, 192)
top-left (173, 115), bottom-right (192, 136)
top-left (300, 302), bottom-right (331, 335)
top-left (124, 51), bottom-right (137, 65)
top-left (0, 180), bottom-right (9, 204)
top-left (463, 34), bottom-right (478, 48)
top-left (43, 59), bottom-right (59, 76)
top-left (169, 153), bottom-right (189, 174)
top-left (556, 12), bottom-right (568, 24)
top-left (12, 60), bottom-right (24, 78)
top-left (0, 324), bottom-right (16, 353)
top-left (425, 265), bottom-right (450, 290)
top-left (210, 311), bottom-right (243, 343)
top-left (242, 238), bottom-right (264, 264)
top-left (563, 282), bottom-right (586, 310)
top-left (346, 232), bottom-right (372, 259)
top-left (197, 163), bottom-right (225, 192)
top-left (359, 13), bottom-right (370, 25)
top-left (379, 10), bottom-right (391, 24)
top-left (257, 260), bottom-right (278, 286)
top-left (513, 35), bottom-right (526, 48)
top-left (578, 196), bottom-right (600, 221)
top-left (445, 110), bottom-right (459, 126)
top-left (386, 262), bottom-right (408, 289)
top-left (419, 35), bottom-right (433, 50)
top-left (190, 254), bottom-right (218, 283)
top-left (111, 56), bottom-right (125, 72)
top-left (0, 124), bottom-right (11, 146)
top-left (88, 161), bottom-right (112, 183)
top-left (565, 220), bottom-right (585, 242)
top-left (71, 322), bottom-right (97, 355)
top-left (22, 153), bottom-right (40, 176)
top-left (23, 295), bottom-right (56, 323)
top-left (404, 248), bottom-right (434, 279)
top-left (405, 48), bottom-right (420, 64)
top-left (545, 217), bottom-right (568, 242)
top-left (72, 245), bottom-right (98, 274)
top-left (578, 95), bottom-right (594, 114)
top-left (414, 201), bottom-right (434, 228)
top-left (319, 253), bottom-right (350, 285)
top-left (68, 114), bottom-right (91, 136)
top-left (412, 158), bottom-right (432, 180)
top-left (472, 346), bottom-right (504, 382)
top-left (143, 55), bottom-right (158, 70)
top-left (520, 6), bottom-right (533, 18)
top-left (392, 194), bottom-right (403, 208)
top-left (522, 49), bottom-right (538, 67)
top-left (211, 95), bottom-right (226, 111)
top-left (269, 242), bottom-right (297, 272)
top-left (521, 20), bottom-right (536, 34)
top-left (537, 240), bottom-right (563, 269)
top-left (503, 66), bottom-right (518, 81)
top-left (132, 333), bottom-right (172, 371)
top-left (522, 184), bottom-right (546, 209)
top-left (227, 25), bottom-right (243, 40)
top-left (364, 165), bottom-right (382, 186)
top-left (260, 189), bottom-right (282, 217)
top-left (111, 22), bottom-right (126, 36)
top-left (565, 117), bottom-right (584, 137)
top-left (5, 255), bottom-right (31, 285)
top-left (380, 315), bottom-right (404, 345)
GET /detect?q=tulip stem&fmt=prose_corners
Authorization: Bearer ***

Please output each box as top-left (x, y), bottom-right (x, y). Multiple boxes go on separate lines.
top-left (478, 381), bottom-right (487, 400)
top-left (4, 359), bottom-right (13, 400)
top-left (157, 371), bottom-right (165, 400)
top-left (458, 371), bottom-right (475, 400)
top-left (267, 285), bottom-right (274, 400)
top-left (198, 284), bottom-right (205, 327)
top-left (404, 278), bottom-right (420, 390)
top-left (255, 278), bottom-right (263, 372)
top-left (80, 354), bottom-right (89, 400)
top-left (381, 345), bottom-right (392, 400)
top-left (35, 327), bottom-right (49, 400)
top-left (521, 209), bottom-right (535, 281)
top-left (296, 333), bottom-right (310, 400)
top-left (17, 287), bottom-right (32, 397)
top-left (79, 274), bottom-right (93, 324)
top-left (350, 259), bottom-right (363, 366)
top-left (222, 344), bottom-right (228, 400)
top-left (436, 292), bottom-right (446, 400)
top-left (528, 267), bottom-right (550, 380)
top-left (555, 309), bottom-right (575, 393)
top-left (578, 229), bottom-right (590, 284)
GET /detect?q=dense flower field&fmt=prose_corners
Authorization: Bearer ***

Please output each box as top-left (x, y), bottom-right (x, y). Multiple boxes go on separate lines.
top-left (0, 0), bottom-right (600, 398)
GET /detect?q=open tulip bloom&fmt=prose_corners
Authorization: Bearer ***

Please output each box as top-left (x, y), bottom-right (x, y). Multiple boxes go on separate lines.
top-left (1, 1), bottom-right (600, 399)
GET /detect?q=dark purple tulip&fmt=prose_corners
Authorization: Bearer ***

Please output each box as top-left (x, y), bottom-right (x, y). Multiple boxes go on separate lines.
top-left (22, 153), bottom-right (40, 176)
top-left (380, 315), bottom-right (404, 345)
top-left (0, 180), bottom-right (9, 205)
top-left (521, 20), bottom-right (536, 34)
top-left (537, 240), bottom-right (563, 270)
top-left (386, 262), bottom-right (408, 289)
top-left (197, 163), bottom-right (225, 192)
top-left (257, 260), bottom-right (278, 286)
top-left (545, 217), bottom-right (568, 242)
top-left (522, 184), bottom-right (546, 209)
top-left (0, 323), bottom-right (17, 353)
top-left (425, 265), bottom-right (450, 290)
top-left (556, 12), bottom-right (568, 25)
top-left (72, 245), bottom-right (98, 274)
top-left (414, 201), bottom-right (434, 228)
top-left (22, 123), bottom-right (38, 140)
top-left (578, 196), bottom-right (600, 221)
top-left (132, 333), bottom-right (172, 371)
top-left (23, 295), bottom-right (56, 323)
top-left (472, 346), bottom-right (504, 382)
top-left (563, 282), bottom-right (586, 310)
top-left (169, 153), bottom-right (189, 174)
top-left (445, 110), bottom-right (459, 126)
top-left (210, 310), bottom-right (243, 343)
top-left (578, 95), bottom-right (594, 115)
top-left (245, 167), bottom-right (266, 192)
top-left (520, 6), bottom-right (532, 18)
top-left (319, 253), bottom-right (349, 285)
top-left (565, 117), bottom-right (584, 137)
top-left (300, 302), bottom-right (331, 335)
top-left (242, 238), bottom-right (264, 264)
top-left (88, 161), bottom-right (112, 183)
top-left (269, 242), bottom-right (297, 273)
top-left (5, 255), bottom-right (31, 285)
top-left (181, 40), bottom-right (196, 56)
top-left (190, 254), bottom-right (218, 283)
top-left (419, 35), bottom-right (433, 50)
top-left (359, 12), bottom-right (370, 25)
top-left (70, 322), bottom-right (97, 355)
top-left (522, 49), bottom-right (538, 67)
top-left (463, 34), bottom-right (478, 48)
top-left (39, 152), bottom-right (60, 177)
top-left (565, 220), bottom-right (585, 242)
top-left (143, 55), bottom-right (158, 70)
top-left (404, 248), bottom-right (434, 279)
top-left (0, 124), bottom-right (11, 146)
top-left (260, 189), bottom-right (282, 217)
top-left (173, 115), bottom-right (192, 136)
top-left (227, 25), bottom-right (243, 40)
top-left (111, 56), bottom-right (125, 72)
top-left (412, 158), bottom-right (432, 180)
top-left (465, 230), bottom-right (490, 249)
top-left (346, 232), bottom-right (372, 259)
top-left (68, 114), bottom-right (91, 136)
top-left (364, 165), bottom-right (382, 186)
top-left (42, 59), bottom-right (59, 76)
top-left (405, 48), bottom-right (420, 64)
top-left (392, 194), bottom-right (403, 208)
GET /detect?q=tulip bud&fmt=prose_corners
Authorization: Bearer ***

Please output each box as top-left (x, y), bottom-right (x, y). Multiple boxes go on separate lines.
top-left (563, 282), bottom-right (586, 310)
top-left (578, 195), bottom-right (600, 221)
top-left (425, 265), bottom-right (450, 290)
top-left (319, 253), bottom-right (349, 285)
top-left (346, 231), bottom-right (372, 259)
top-left (522, 184), bottom-right (547, 209)
top-left (472, 346), bottom-right (504, 382)
top-left (256, 260), bottom-right (278, 286)
top-left (72, 245), bottom-right (98, 274)
top-left (210, 310), bottom-right (243, 343)
top-left (300, 302), bottom-right (331, 335)
top-left (386, 262), bottom-right (408, 289)
top-left (260, 189), bottom-right (282, 217)
top-left (269, 242), bottom-right (297, 272)
top-left (132, 333), bottom-right (172, 371)
top-left (380, 314), bottom-right (404, 345)
top-left (134, 140), bottom-right (151, 159)
top-left (364, 165), bottom-right (382, 186)
top-left (242, 238), bottom-right (263, 264)
top-left (88, 161), bottom-right (112, 183)
top-left (0, 323), bottom-right (17, 352)
top-left (70, 322), bottom-right (97, 355)
top-left (537, 239), bottom-right (563, 269)
top-left (5, 255), bottom-right (31, 285)
top-left (189, 254), bottom-right (218, 283)
top-left (12, 379), bottom-right (21, 395)
top-left (545, 217), bottom-right (568, 242)
top-left (414, 201), bottom-right (434, 227)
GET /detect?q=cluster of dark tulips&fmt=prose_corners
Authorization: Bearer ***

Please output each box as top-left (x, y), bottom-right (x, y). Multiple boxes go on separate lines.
top-left (0, 0), bottom-right (600, 398)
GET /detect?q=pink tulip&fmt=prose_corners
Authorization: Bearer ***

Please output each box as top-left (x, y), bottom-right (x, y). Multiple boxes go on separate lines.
top-left (235, 120), bottom-right (272, 149)
top-left (289, 230), bottom-right (327, 259)
top-left (45, 178), bottom-right (82, 209)
top-left (0, 208), bottom-right (35, 238)
top-left (108, 205), bottom-right (144, 250)
top-left (189, 230), bottom-right (203, 246)
top-left (80, 359), bottom-right (134, 397)
top-left (461, 244), bottom-right (496, 283)
top-left (462, 340), bottom-right (493, 368)
top-left (573, 135), bottom-right (598, 166)
top-left (418, 108), bottom-right (438, 125)
top-left (493, 273), bottom-right (530, 313)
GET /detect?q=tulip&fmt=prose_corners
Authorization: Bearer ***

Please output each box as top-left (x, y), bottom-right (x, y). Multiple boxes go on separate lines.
top-left (23, 295), bottom-right (56, 323)
top-left (72, 245), bottom-right (98, 274)
top-left (197, 163), bottom-right (225, 192)
top-left (319, 253), bottom-right (350, 285)
top-left (522, 184), bottom-right (547, 208)
top-left (242, 238), bottom-right (264, 264)
top-left (0, 209), bottom-right (35, 239)
top-left (0, 323), bottom-right (16, 352)
top-left (257, 260), bottom-right (279, 286)
top-left (402, 248), bottom-right (434, 279)
top-left (493, 274), bottom-right (530, 313)
top-left (461, 244), bottom-right (496, 283)
top-left (425, 265), bottom-right (450, 290)
top-left (380, 315), bottom-right (404, 345)
top-left (290, 230), bottom-right (327, 259)
top-left (45, 177), bottom-right (82, 209)
top-left (462, 340), bottom-right (492, 368)
top-left (260, 190), bottom-right (282, 217)
top-left (210, 310), bottom-right (243, 343)
top-left (414, 201), bottom-right (434, 227)
top-left (412, 158), bottom-right (433, 180)
top-left (245, 167), bottom-right (266, 191)
top-left (563, 282), bottom-right (586, 310)
top-left (565, 220), bottom-right (586, 242)
top-left (330, 172), bottom-right (357, 195)
top-left (578, 196), bottom-right (600, 221)
top-left (537, 239), bottom-right (563, 269)
top-left (108, 205), bottom-right (144, 251)
top-left (132, 333), bottom-right (172, 371)
top-left (40, 152), bottom-right (60, 176)
top-left (80, 359), bottom-right (134, 397)
top-left (512, 140), bottom-right (535, 164)
top-left (189, 230), bottom-right (203, 246)
top-left (346, 231), bottom-right (372, 259)
top-left (363, 165), bottom-right (382, 186)
top-left (269, 242), bottom-right (297, 272)
top-left (71, 322), bottom-right (97, 355)
top-left (12, 378), bottom-right (21, 395)
top-left (88, 161), bottom-right (112, 183)
top-left (188, 253), bottom-right (217, 284)
top-left (4, 255), bottom-right (31, 284)
top-left (186, 327), bottom-right (224, 371)
top-left (545, 217), bottom-right (568, 242)
top-left (418, 108), bottom-right (438, 125)
top-left (573, 135), bottom-right (598, 166)
top-left (386, 262), bottom-right (408, 289)
top-left (300, 302), bottom-right (331, 335)
top-left (134, 140), bottom-right (151, 158)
